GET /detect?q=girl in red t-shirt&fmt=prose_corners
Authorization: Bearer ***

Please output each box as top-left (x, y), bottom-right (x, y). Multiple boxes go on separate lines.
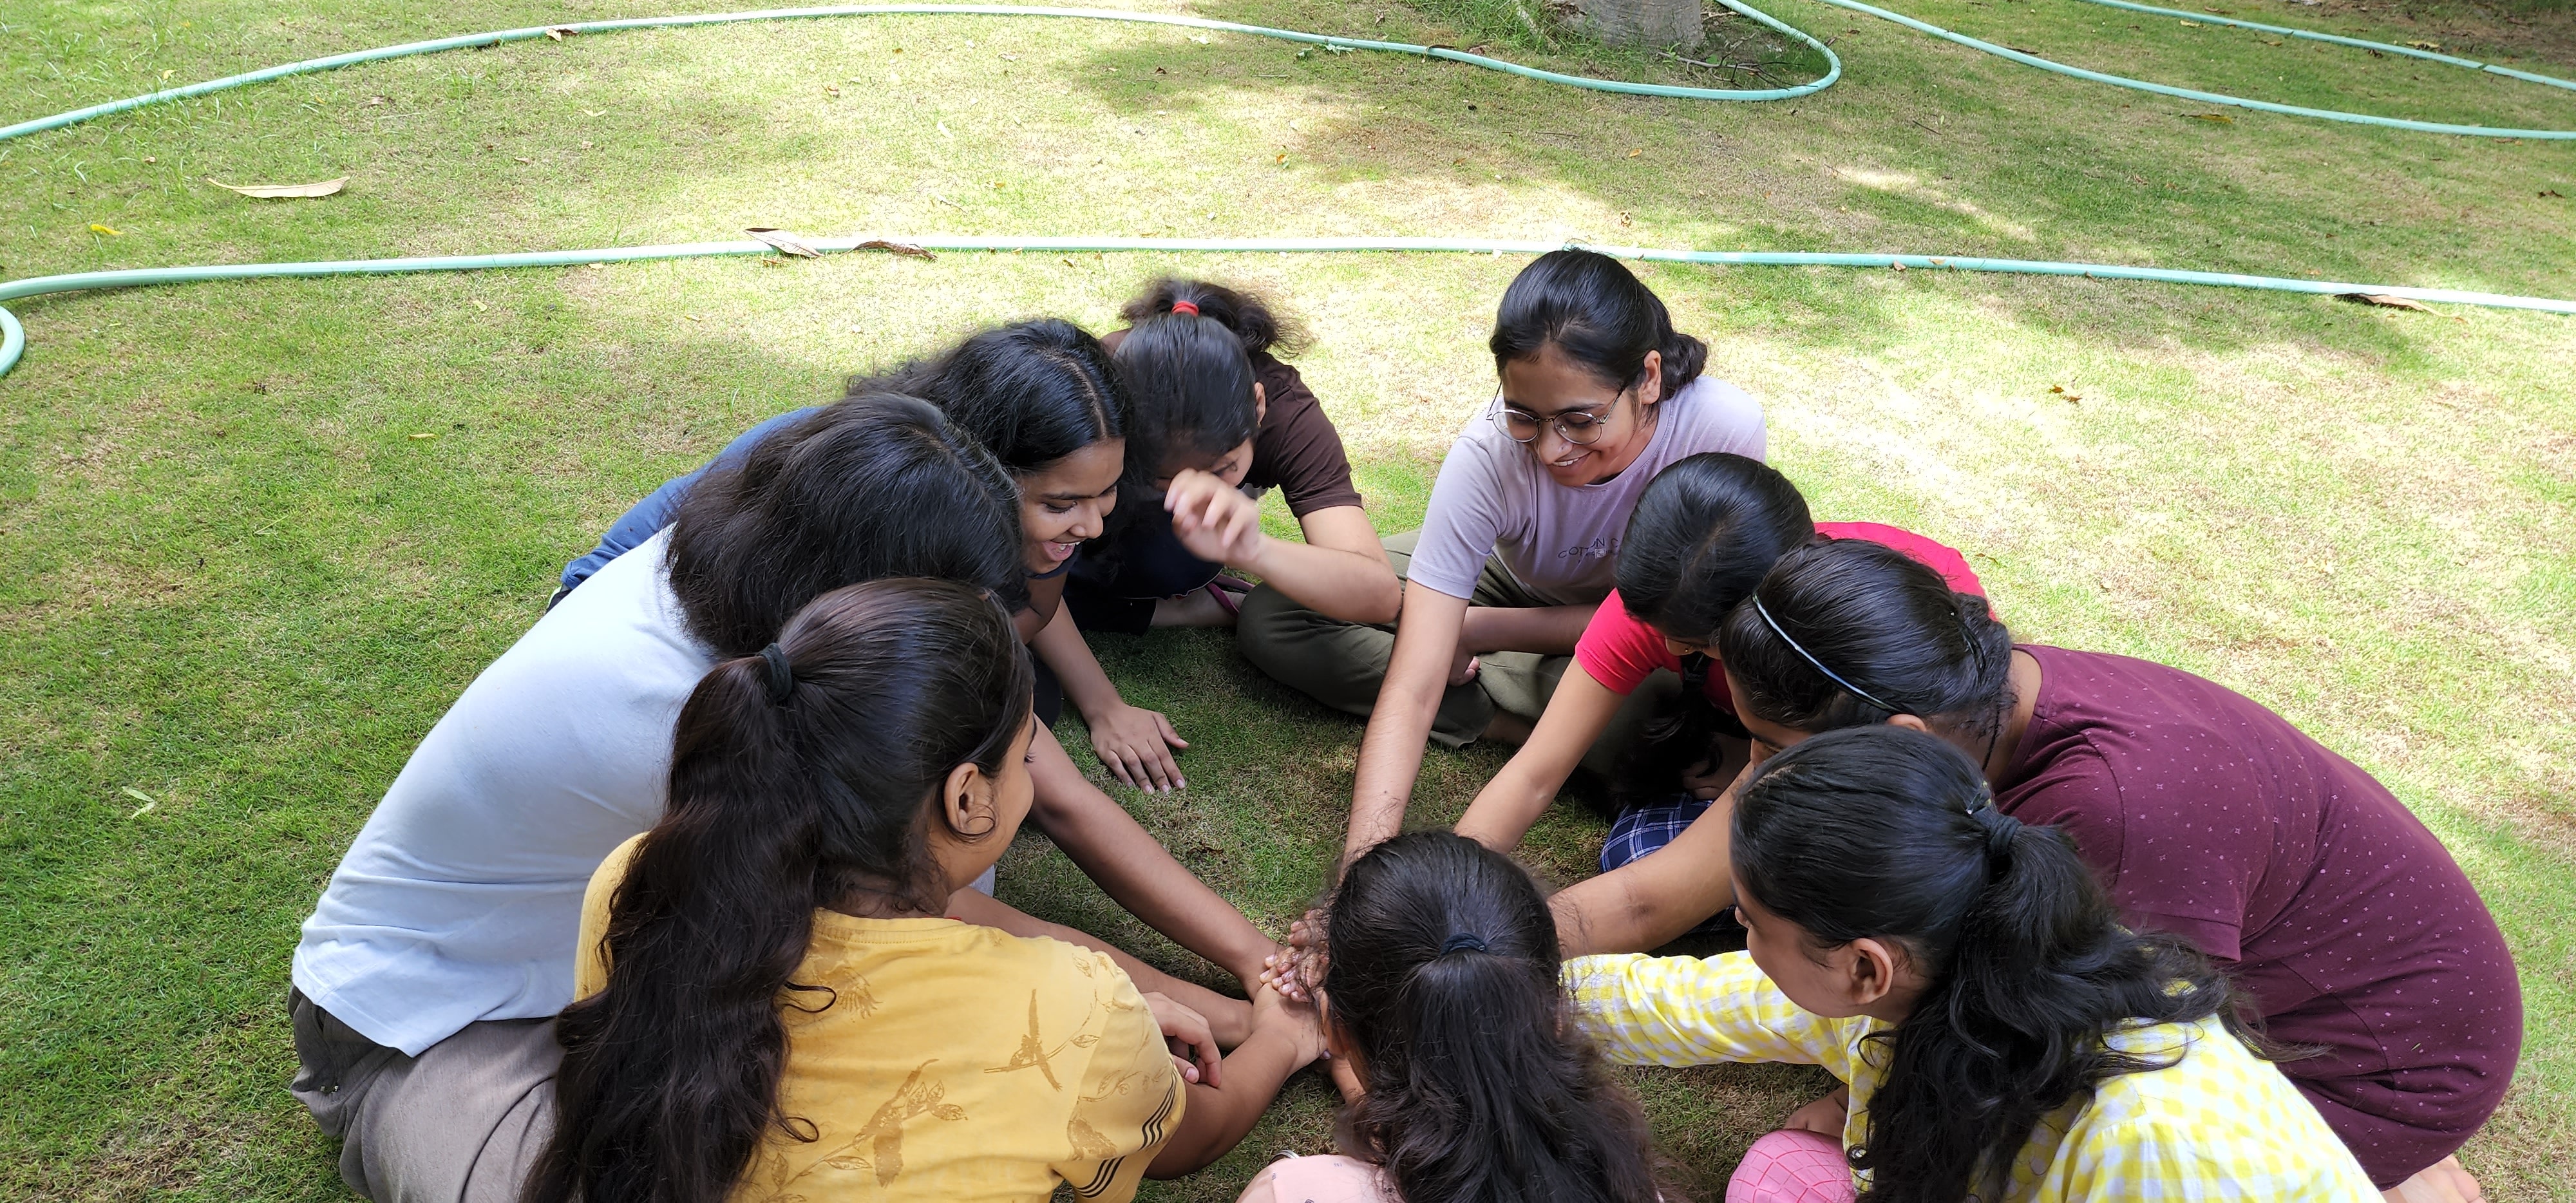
top-left (1453, 453), bottom-right (1983, 871)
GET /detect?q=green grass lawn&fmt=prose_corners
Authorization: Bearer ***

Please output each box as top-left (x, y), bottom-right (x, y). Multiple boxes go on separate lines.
top-left (4, 0), bottom-right (2573, 1198)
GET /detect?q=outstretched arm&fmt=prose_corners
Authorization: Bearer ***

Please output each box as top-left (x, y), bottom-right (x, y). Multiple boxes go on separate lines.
top-left (1552, 778), bottom-right (1742, 957)
top-left (1455, 663), bottom-right (1627, 851)
top-left (1033, 603), bottom-right (1188, 794)
top-left (1146, 989), bottom-right (1327, 1177)
top-left (1345, 583), bottom-right (1471, 860)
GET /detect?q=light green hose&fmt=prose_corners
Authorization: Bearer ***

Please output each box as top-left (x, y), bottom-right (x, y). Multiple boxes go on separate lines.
top-left (3, 2), bottom-right (2571, 379)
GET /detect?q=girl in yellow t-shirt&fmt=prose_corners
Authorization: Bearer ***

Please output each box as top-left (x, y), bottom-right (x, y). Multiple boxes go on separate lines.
top-left (1564, 725), bottom-right (2383, 1203)
top-left (526, 578), bottom-right (1323, 1203)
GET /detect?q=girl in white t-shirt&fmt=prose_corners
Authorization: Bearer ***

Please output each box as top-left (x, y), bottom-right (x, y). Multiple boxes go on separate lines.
top-left (1240, 249), bottom-right (1767, 860)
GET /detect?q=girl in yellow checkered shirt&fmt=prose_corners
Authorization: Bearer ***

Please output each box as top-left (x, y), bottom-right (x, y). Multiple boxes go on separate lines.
top-left (1564, 725), bottom-right (2383, 1203)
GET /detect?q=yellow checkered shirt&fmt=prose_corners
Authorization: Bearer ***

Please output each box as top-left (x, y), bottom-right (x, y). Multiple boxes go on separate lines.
top-left (1564, 951), bottom-right (2381, 1201)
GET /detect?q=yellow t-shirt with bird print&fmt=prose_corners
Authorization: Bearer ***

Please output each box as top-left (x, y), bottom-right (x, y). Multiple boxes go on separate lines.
top-left (576, 835), bottom-right (1186, 1203)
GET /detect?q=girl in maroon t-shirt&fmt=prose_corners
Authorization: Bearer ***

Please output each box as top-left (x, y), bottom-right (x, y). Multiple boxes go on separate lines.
top-left (1692, 538), bottom-right (2517, 1199)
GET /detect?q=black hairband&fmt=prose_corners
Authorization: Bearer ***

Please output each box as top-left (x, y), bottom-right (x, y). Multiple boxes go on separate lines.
top-left (1439, 932), bottom-right (1488, 956)
top-left (759, 643), bottom-right (795, 704)
top-left (1752, 596), bottom-right (1899, 713)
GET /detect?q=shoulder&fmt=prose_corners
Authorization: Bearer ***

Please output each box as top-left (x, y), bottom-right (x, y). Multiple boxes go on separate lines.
top-left (1662, 376), bottom-right (1765, 440)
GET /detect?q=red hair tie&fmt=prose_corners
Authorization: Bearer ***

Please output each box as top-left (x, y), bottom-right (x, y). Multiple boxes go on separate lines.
top-left (1170, 299), bottom-right (1200, 317)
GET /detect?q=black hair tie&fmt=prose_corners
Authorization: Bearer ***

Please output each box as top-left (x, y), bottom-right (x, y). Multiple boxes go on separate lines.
top-left (1439, 932), bottom-right (1488, 956)
top-left (759, 643), bottom-right (795, 704)
top-left (1970, 804), bottom-right (2021, 867)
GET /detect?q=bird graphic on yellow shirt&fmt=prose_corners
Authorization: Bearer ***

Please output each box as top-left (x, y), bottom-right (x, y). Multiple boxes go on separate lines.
top-left (985, 990), bottom-right (1083, 1090)
top-left (819, 1059), bottom-right (966, 1187)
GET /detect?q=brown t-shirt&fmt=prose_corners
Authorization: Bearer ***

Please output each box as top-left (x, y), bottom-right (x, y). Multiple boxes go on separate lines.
top-left (1244, 352), bottom-right (1363, 517)
top-left (1998, 643), bottom-right (2518, 1179)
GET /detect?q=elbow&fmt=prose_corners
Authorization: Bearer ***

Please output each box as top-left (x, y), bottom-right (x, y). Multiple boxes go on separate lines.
top-left (1355, 577), bottom-right (1403, 626)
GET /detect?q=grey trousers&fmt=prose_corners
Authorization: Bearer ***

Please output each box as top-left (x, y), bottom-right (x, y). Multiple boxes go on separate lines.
top-left (289, 989), bottom-right (560, 1203)
top-left (1237, 531), bottom-right (1675, 777)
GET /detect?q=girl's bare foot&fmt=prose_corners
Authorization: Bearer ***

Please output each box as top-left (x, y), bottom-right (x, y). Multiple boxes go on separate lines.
top-left (2385, 1156), bottom-right (2483, 1203)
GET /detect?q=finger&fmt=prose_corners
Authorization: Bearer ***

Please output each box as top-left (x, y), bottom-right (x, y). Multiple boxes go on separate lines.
top-left (1141, 748), bottom-right (1179, 794)
top-left (1168, 1052), bottom-right (1200, 1085)
top-left (1102, 750), bottom-right (1139, 790)
top-left (1155, 714), bottom-right (1189, 751)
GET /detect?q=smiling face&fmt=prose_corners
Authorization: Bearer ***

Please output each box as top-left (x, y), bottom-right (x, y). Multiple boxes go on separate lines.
top-left (1497, 343), bottom-right (1663, 488)
top-left (1016, 439), bottom-right (1124, 569)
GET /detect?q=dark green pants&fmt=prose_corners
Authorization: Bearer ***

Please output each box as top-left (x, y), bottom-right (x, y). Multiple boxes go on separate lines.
top-left (1236, 531), bottom-right (1674, 777)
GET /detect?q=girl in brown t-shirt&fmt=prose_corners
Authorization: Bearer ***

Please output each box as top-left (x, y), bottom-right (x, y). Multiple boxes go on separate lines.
top-left (1070, 279), bottom-right (1400, 647)
top-left (1567, 537), bottom-right (2515, 1200)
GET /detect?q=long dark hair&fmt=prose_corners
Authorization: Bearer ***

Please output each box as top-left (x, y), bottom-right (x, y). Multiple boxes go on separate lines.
top-left (1323, 831), bottom-right (1671, 1203)
top-left (1488, 249), bottom-right (1707, 401)
top-left (1732, 726), bottom-right (2248, 1203)
top-left (665, 393), bottom-right (1027, 656)
top-left (527, 578), bottom-right (1036, 1203)
top-left (1717, 538), bottom-right (2011, 743)
top-left (848, 317), bottom-right (1127, 475)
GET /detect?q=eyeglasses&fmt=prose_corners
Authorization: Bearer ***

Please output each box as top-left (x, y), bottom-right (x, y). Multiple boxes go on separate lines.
top-left (1492, 390), bottom-right (1626, 446)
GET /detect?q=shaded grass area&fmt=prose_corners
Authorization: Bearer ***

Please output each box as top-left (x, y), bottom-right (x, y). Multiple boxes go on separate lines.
top-left (3, 0), bottom-right (2573, 1200)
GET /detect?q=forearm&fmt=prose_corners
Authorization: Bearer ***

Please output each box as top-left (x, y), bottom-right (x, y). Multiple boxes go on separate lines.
top-left (1028, 734), bottom-right (1277, 985)
top-left (1551, 862), bottom-right (1735, 958)
top-left (945, 889), bottom-right (1253, 1045)
top-left (1455, 667), bottom-right (1620, 850)
top-left (1145, 1023), bottom-right (1310, 1177)
top-left (1345, 588), bottom-right (1468, 859)
top-left (1238, 536), bottom-right (1401, 625)
top-left (1032, 605), bottom-right (1124, 717)
top-left (1462, 603), bottom-right (1596, 656)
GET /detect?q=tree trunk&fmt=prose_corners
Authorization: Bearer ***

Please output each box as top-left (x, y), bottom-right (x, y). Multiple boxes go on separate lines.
top-left (1580, 0), bottom-right (1705, 50)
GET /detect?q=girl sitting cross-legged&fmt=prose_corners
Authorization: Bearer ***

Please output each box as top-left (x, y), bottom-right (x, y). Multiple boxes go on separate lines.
top-left (533, 578), bottom-right (1325, 1203)
top-left (1564, 724), bottom-right (2383, 1203)
top-left (1241, 830), bottom-right (1677, 1203)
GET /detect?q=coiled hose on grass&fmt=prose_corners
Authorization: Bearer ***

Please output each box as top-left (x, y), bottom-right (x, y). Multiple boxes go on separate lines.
top-left (3, 1), bottom-right (2572, 379)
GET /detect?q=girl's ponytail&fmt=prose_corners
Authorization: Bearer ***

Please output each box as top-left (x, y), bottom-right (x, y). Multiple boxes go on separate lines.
top-left (1324, 832), bottom-right (1667, 1203)
top-left (529, 579), bottom-right (1032, 1203)
top-left (1119, 277), bottom-right (1303, 357)
top-left (1732, 727), bottom-right (2240, 1203)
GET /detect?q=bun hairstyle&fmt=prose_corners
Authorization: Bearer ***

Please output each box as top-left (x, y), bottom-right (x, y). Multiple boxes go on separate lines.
top-left (1716, 538), bottom-right (2011, 742)
top-left (529, 578), bottom-right (1035, 1203)
top-left (1615, 453), bottom-right (1816, 642)
top-left (1732, 726), bottom-right (2246, 1203)
top-left (1488, 249), bottom-right (1707, 404)
top-left (1323, 831), bottom-right (1669, 1203)
top-left (844, 317), bottom-right (1128, 475)
top-left (1117, 277), bottom-right (1304, 359)
top-left (666, 393), bottom-right (1028, 657)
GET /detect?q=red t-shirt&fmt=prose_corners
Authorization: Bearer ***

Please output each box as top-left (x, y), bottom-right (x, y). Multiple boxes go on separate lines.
top-left (2000, 645), bottom-right (2517, 1180)
top-left (1571, 521), bottom-right (1985, 708)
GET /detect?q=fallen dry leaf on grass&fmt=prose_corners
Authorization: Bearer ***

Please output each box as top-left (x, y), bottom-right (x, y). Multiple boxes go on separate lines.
top-left (2049, 384), bottom-right (2085, 402)
top-left (2543, 189), bottom-right (2566, 198)
top-left (209, 176), bottom-right (346, 198)
top-left (858, 238), bottom-right (937, 261)
top-left (544, 26), bottom-right (576, 40)
top-left (2340, 292), bottom-right (2434, 312)
top-left (746, 228), bottom-right (824, 258)
top-left (2186, 112), bottom-right (2235, 124)
top-left (89, 223), bottom-right (120, 235)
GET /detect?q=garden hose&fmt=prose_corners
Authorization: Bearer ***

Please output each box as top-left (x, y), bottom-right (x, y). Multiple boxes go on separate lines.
top-left (3, 1), bottom-right (2573, 380)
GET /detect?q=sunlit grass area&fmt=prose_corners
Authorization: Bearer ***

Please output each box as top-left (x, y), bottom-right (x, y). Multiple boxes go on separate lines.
top-left (3, 0), bottom-right (2572, 1198)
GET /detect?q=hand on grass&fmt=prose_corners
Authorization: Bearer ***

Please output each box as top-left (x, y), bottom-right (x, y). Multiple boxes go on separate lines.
top-left (1144, 991), bottom-right (1224, 1087)
top-left (1088, 703), bottom-right (1188, 793)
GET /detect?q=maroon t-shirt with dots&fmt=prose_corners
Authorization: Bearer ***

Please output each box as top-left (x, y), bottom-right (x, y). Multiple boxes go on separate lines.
top-left (1996, 644), bottom-right (2520, 1186)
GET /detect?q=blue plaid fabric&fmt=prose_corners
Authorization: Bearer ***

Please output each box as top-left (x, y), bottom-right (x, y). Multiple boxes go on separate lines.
top-left (1602, 796), bottom-right (1738, 937)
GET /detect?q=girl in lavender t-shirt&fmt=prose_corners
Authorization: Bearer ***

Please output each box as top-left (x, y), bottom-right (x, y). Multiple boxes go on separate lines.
top-left (1236, 250), bottom-right (1766, 859)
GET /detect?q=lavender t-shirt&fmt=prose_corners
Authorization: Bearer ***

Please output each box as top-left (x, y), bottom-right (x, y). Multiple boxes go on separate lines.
top-left (1407, 375), bottom-right (1767, 605)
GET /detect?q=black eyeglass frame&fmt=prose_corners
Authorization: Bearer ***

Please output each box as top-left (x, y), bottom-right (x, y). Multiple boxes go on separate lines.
top-left (1490, 388), bottom-right (1631, 446)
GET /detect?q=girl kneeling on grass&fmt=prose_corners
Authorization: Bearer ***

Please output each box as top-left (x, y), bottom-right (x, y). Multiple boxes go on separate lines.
top-left (1240, 830), bottom-right (1671, 1203)
top-left (1455, 451), bottom-right (1984, 879)
top-left (1068, 279), bottom-right (1401, 671)
top-left (1248, 249), bottom-right (1768, 861)
top-left (1566, 725), bottom-right (2383, 1202)
top-left (535, 578), bottom-right (1323, 1203)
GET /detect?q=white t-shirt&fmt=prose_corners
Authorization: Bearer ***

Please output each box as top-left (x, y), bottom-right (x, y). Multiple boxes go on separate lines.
top-left (1406, 375), bottom-right (1768, 607)
top-left (292, 529), bottom-right (715, 1054)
